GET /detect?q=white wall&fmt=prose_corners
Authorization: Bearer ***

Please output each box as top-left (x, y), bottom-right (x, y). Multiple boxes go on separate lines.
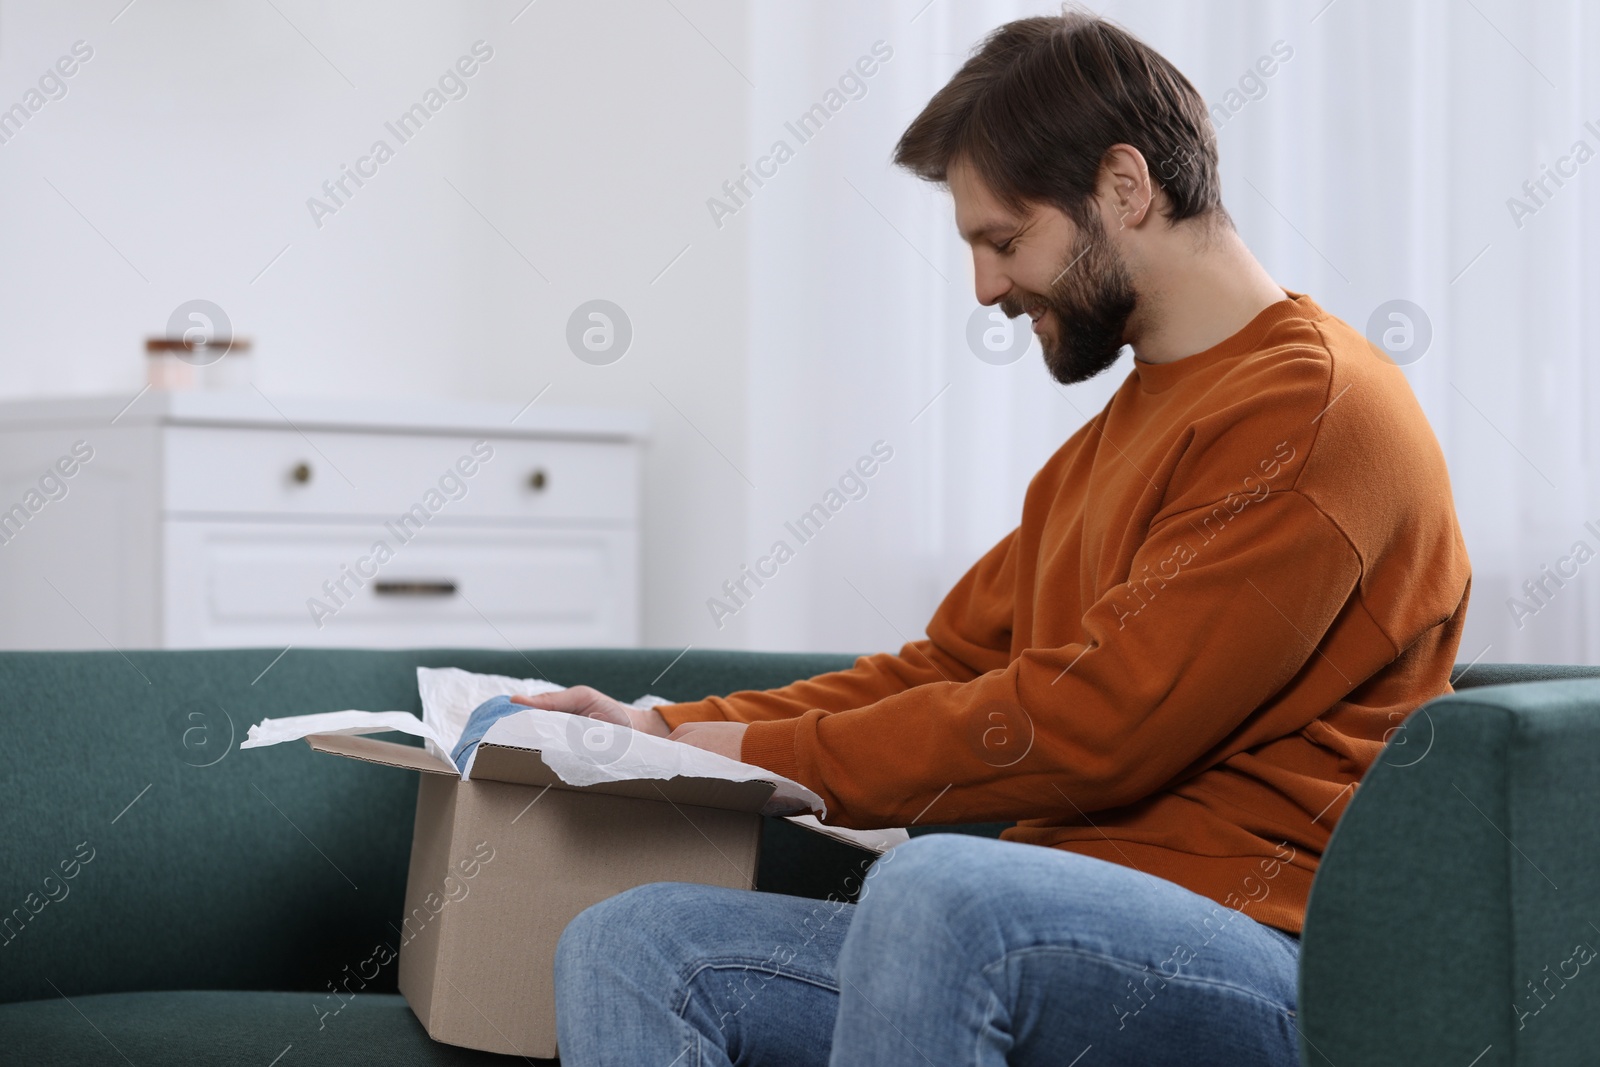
top-left (0, 0), bottom-right (752, 649)
top-left (5, 0), bottom-right (1597, 665)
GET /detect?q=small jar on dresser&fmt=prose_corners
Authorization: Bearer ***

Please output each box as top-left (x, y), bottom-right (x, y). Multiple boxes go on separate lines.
top-left (0, 391), bottom-right (647, 650)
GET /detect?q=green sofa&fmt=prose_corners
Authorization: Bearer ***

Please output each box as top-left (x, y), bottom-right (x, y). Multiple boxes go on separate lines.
top-left (0, 649), bottom-right (1595, 1066)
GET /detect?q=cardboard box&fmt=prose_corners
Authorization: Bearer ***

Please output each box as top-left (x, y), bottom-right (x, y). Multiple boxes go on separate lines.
top-left (303, 729), bottom-right (885, 1060)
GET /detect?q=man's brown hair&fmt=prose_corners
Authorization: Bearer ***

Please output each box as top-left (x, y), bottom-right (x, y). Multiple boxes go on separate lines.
top-left (893, 6), bottom-right (1228, 233)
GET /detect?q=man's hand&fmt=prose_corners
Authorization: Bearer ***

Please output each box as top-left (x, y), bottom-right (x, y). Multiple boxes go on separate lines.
top-left (666, 721), bottom-right (749, 762)
top-left (509, 687), bottom-right (750, 761)
top-left (511, 686), bottom-right (671, 738)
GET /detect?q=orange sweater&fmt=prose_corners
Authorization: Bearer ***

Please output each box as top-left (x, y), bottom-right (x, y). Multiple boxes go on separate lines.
top-left (658, 290), bottom-right (1471, 935)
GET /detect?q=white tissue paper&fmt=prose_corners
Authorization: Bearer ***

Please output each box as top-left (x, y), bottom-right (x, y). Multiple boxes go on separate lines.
top-left (240, 709), bottom-right (448, 752)
top-left (241, 668), bottom-right (675, 765)
top-left (415, 666), bottom-right (568, 766)
top-left (467, 705), bottom-right (826, 818)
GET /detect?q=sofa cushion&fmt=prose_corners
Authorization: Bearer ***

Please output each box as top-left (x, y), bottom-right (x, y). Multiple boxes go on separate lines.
top-left (0, 990), bottom-right (537, 1066)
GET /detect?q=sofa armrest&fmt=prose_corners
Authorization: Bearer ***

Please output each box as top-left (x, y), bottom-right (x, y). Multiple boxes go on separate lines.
top-left (1298, 676), bottom-right (1600, 1066)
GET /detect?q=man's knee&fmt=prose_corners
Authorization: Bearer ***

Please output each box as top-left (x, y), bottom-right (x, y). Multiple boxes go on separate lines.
top-left (854, 833), bottom-right (996, 921)
top-left (556, 881), bottom-right (704, 981)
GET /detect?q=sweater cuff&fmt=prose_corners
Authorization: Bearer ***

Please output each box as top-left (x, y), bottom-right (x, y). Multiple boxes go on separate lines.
top-left (739, 716), bottom-right (804, 782)
top-left (654, 699), bottom-right (725, 730)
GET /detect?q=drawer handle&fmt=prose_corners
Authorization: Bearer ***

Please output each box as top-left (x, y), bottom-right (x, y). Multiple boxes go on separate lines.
top-left (290, 462), bottom-right (312, 484)
top-left (528, 468), bottom-right (549, 491)
top-left (372, 580), bottom-right (458, 598)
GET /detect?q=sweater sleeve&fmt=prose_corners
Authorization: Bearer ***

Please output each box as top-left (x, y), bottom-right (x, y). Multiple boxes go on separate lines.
top-left (734, 488), bottom-right (1366, 829)
top-left (654, 524), bottom-right (1021, 730)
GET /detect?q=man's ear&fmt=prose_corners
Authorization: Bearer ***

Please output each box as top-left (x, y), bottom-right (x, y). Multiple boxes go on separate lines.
top-left (1101, 143), bottom-right (1154, 231)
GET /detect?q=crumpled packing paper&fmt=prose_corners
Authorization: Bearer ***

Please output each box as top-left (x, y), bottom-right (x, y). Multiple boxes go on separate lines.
top-left (467, 704), bottom-right (826, 818)
top-left (240, 666), bottom-right (834, 820)
top-left (240, 709), bottom-right (448, 753)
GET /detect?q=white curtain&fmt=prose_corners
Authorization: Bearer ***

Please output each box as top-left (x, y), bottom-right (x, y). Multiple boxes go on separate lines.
top-left (731, 0), bottom-right (1599, 667)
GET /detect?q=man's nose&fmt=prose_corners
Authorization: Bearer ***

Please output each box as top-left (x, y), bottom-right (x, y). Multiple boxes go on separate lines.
top-left (974, 266), bottom-right (1011, 310)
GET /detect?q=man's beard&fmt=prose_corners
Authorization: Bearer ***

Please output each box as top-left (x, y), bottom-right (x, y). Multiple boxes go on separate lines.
top-left (1000, 209), bottom-right (1138, 385)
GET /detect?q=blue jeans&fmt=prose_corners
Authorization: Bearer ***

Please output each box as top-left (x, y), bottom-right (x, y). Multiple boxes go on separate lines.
top-left (554, 832), bottom-right (1302, 1066)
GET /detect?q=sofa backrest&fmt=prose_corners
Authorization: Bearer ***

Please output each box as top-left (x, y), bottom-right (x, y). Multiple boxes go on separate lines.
top-left (1450, 660), bottom-right (1600, 690)
top-left (0, 647), bottom-right (858, 1005)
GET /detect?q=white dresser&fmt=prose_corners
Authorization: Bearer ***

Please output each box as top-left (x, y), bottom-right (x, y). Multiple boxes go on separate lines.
top-left (0, 392), bottom-right (647, 650)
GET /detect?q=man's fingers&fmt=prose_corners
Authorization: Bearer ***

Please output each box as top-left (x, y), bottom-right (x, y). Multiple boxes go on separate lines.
top-left (511, 689), bottom-right (593, 711)
top-left (511, 692), bottom-right (572, 709)
top-left (510, 688), bottom-right (630, 727)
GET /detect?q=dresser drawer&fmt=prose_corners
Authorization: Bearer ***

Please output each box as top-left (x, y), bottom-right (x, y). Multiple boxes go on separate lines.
top-left (162, 426), bottom-right (638, 522)
top-left (162, 521), bottom-right (639, 648)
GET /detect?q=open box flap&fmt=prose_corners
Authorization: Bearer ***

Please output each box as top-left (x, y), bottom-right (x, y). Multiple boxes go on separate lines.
top-left (300, 730), bottom-right (786, 812)
top-left (474, 742), bottom-right (904, 853)
top-left (782, 814), bottom-right (908, 855)
top-left (472, 742), bottom-right (780, 812)
top-left (305, 732), bottom-right (459, 775)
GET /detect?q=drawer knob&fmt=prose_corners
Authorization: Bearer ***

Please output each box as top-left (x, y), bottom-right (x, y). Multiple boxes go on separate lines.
top-left (290, 462), bottom-right (312, 485)
top-left (528, 468), bottom-right (548, 491)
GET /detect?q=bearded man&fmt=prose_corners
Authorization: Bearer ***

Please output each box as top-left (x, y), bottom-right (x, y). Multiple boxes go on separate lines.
top-left (538, 9), bottom-right (1470, 1065)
